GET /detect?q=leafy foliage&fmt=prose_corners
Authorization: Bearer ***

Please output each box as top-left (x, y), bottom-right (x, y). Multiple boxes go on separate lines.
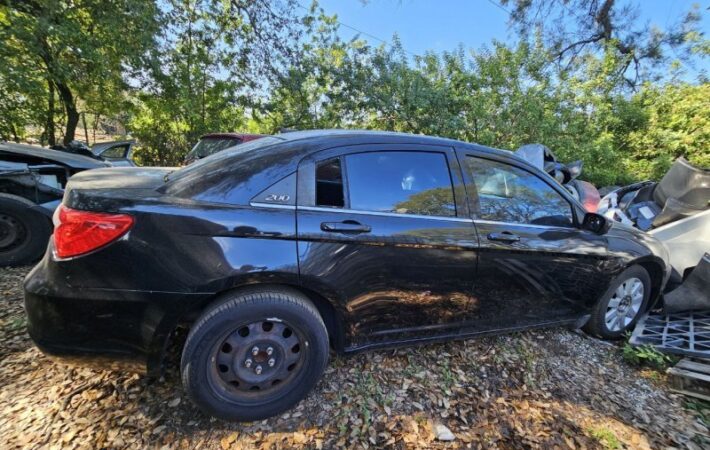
top-left (622, 342), bottom-right (676, 369)
top-left (623, 82), bottom-right (710, 180)
top-left (0, 0), bottom-right (160, 145)
top-left (502, 0), bottom-right (705, 89)
top-left (0, 1), bottom-right (707, 185)
top-left (129, 0), bottom-right (307, 165)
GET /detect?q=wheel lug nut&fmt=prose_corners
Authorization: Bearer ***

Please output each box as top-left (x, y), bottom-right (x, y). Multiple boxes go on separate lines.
top-left (255, 365), bottom-right (262, 375)
top-left (268, 358), bottom-right (275, 367)
top-left (244, 358), bottom-right (252, 368)
top-left (266, 347), bottom-right (274, 355)
top-left (251, 346), bottom-right (259, 356)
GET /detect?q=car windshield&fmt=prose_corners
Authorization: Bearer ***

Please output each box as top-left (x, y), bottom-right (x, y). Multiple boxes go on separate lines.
top-left (187, 137), bottom-right (243, 160)
top-left (167, 136), bottom-right (283, 182)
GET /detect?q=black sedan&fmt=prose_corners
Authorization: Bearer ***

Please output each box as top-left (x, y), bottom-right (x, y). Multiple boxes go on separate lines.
top-left (24, 130), bottom-right (671, 421)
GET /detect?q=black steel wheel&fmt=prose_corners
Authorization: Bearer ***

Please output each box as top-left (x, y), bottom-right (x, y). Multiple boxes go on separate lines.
top-left (0, 194), bottom-right (52, 267)
top-left (0, 212), bottom-right (27, 252)
top-left (181, 287), bottom-right (329, 421)
top-left (210, 320), bottom-right (305, 398)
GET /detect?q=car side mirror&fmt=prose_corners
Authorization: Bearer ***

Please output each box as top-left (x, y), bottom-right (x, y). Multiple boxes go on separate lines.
top-left (582, 212), bottom-right (610, 235)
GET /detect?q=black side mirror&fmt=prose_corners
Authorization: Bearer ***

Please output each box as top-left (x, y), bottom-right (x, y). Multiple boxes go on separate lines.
top-left (582, 212), bottom-right (610, 235)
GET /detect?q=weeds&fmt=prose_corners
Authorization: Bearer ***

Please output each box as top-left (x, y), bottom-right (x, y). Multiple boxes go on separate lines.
top-left (622, 342), bottom-right (676, 369)
top-left (587, 426), bottom-right (622, 449)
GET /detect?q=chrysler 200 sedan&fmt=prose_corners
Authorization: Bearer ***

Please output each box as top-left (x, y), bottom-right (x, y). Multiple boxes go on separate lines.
top-left (24, 130), bottom-right (671, 421)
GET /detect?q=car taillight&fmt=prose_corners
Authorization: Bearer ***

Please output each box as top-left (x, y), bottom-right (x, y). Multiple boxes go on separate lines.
top-left (53, 204), bottom-right (134, 258)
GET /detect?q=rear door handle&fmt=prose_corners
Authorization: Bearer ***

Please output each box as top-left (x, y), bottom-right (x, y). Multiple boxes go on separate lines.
top-left (321, 220), bottom-right (371, 234)
top-left (487, 231), bottom-right (520, 243)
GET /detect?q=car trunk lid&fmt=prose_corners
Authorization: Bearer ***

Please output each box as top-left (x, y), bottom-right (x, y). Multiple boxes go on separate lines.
top-left (63, 167), bottom-right (176, 212)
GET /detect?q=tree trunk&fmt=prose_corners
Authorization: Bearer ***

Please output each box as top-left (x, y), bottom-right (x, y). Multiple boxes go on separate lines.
top-left (93, 113), bottom-right (100, 143)
top-left (11, 123), bottom-right (19, 143)
top-left (46, 79), bottom-right (56, 146)
top-left (82, 112), bottom-right (90, 145)
top-left (56, 82), bottom-right (79, 145)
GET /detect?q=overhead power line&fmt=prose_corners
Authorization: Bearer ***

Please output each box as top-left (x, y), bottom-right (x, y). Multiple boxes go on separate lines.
top-left (296, 3), bottom-right (420, 59)
top-left (485, 0), bottom-right (513, 16)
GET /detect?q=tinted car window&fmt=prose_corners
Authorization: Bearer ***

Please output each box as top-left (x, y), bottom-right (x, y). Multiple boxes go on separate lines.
top-left (316, 158), bottom-right (345, 208)
top-left (467, 157), bottom-right (573, 227)
top-left (100, 145), bottom-right (128, 159)
top-left (343, 152), bottom-right (456, 217)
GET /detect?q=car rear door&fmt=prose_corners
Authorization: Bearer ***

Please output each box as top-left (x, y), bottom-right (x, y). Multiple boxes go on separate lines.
top-left (296, 144), bottom-right (479, 350)
top-left (458, 150), bottom-right (611, 330)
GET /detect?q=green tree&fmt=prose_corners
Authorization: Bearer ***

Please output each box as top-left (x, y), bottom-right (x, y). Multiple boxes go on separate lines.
top-left (502, 0), bottom-right (704, 89)
top-left (129, 0), bottom-right (309, 165)
top-left (0, 0), bottom-right (160, 145)
top-left (623, 82), bottom-right (710, 180)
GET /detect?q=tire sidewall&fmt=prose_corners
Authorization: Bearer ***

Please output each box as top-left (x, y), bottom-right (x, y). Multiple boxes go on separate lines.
top-left (589, 265), bottom-right (651, 339)
top-left (0, 197), bottom-right (52, 266)
top-left (181, 296), bottom-right (329, 421)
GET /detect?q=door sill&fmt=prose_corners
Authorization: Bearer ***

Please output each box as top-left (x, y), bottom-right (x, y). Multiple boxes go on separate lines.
top-left (344, 319), bottom-right (579, 354)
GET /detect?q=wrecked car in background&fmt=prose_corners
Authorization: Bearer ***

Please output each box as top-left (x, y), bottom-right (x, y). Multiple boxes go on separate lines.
top-left (0, 142), bottom-right (109, 266)
top-left (51, 139), bottom-right (137, 167)
top-left (609, 158), bottom-right (710, 364)
top-left (183, 133), bottom-right (264, 165)
top-left (598, 157), bottom-right (710, 285)
top-left (90, 140), bottom-right (136, 167)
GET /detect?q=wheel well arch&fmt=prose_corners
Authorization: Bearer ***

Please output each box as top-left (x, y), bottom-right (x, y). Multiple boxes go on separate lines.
top-left (180, 282), bottom-right (347, 353)
top-left (633, 258), bottom-right (665, 309)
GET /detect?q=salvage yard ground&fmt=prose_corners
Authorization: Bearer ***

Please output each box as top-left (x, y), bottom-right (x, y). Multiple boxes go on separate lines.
top-left (1, 266), bottom-right (708, 449)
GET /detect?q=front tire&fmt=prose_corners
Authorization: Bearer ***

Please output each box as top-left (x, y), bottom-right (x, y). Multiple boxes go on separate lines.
top-left (181, 287), bottom-right (329, 421)
top-left (584, 265), bottom-right (651, 339)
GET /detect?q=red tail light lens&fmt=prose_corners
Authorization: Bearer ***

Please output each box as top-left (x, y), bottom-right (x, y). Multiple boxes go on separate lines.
top-left (53, 205), bottom-right (134, 258)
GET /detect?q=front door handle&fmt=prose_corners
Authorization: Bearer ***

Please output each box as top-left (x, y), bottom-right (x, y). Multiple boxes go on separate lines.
top-left (321, 220), bottom-right (372, 234)
top-left (487, 231), bottom-right (520, 243)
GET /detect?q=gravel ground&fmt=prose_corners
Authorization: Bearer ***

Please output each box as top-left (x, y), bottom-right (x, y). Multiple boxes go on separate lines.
top-left (1, 265), bottom-right (708, 449)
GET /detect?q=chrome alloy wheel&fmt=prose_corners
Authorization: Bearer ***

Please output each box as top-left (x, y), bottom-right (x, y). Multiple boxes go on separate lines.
top-left (605, 277), bottom-right (644, 332)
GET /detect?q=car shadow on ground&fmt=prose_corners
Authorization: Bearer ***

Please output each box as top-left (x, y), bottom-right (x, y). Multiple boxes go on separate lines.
top-left (0, 267), bottom-right (705, 449)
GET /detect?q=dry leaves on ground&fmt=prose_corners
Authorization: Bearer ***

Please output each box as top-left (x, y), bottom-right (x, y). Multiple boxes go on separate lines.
top-left (1, 266), bottom-right (708, 449)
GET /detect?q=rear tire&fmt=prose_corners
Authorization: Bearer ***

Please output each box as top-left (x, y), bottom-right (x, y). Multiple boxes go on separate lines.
top-left (0, 194), bottom-right (52, 267)
top-left (584, 265), bottom-right (651, 339)
top-left (180, 287), bottom-right (329, 421)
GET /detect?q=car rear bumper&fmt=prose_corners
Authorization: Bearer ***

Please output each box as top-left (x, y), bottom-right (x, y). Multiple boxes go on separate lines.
top-left (23, 260), bottom-right (212, 376)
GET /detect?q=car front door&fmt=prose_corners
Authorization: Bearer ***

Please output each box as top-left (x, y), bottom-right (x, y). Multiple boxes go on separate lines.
top-left (296, 144), bottom-right (479, 350)
top-left (459, 151), bottom-right (611, 330)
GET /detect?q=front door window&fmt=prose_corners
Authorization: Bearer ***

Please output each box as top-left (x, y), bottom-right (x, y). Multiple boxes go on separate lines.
top-left (466, 157), bottom-right (574, 227)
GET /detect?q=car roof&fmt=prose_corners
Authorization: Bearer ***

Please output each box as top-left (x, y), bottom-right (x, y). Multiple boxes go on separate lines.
top-left (273, 129), bottom-right (519, 161)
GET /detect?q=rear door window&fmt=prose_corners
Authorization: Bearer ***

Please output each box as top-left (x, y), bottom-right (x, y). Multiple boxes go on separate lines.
top-left (314, 151), bottom-right (456, 217)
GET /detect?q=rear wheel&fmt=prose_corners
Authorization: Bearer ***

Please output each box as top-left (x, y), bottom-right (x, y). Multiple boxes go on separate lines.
top-left (0, 194), bottom-right (52, 267)
top-left (181, 287), bottom-right (329, 421)
top-left (584, 265), bottom-right (651, 339)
